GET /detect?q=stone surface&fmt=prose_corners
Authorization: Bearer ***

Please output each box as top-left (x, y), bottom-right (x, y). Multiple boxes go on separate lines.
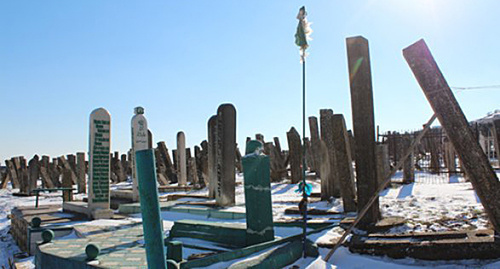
top-left (207, 115), bottom-right (217, 199)
top-left (76, 153), bottom-right (86, 194)
top-left (308, 116), bottom-right (322, 174)
top-left (286, 127), bottom-right (302, 184)
top-left (320, 109), bottom-right (340, 198)
top-left (346, 36), bottom-right (380, 227)
top-left (331, 114), bottom-right (357, 212)
top-left (215, 104), bottom-right (236, 206)
top-left (88, 108), bottom-right (111, 211)
top-left (176, 131), bottom-right (187, 186)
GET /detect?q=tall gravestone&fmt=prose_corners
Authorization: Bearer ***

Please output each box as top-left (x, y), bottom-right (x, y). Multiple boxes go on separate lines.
top-left (207, 115), bottom-right (217, 199)
top-left (308, 116), bottom-right (321, 174)
top-left (131, 106), bottom-right (149, 201)
top-left (286, 127), bottom-right (302, 184)
top-left (28, 155), bottom-right (40, 194)
top-left (402, 134), bottom-right (415, 183)
top-left (215, 104), bottom-right (236, 206)
top-left (375, 144), bottom-right (390, 188)
top-left (242, 140), bottom-right (274, 245)
top-left (346, 36), bottom-right (380, 227)
top-left (88, 108), bottom-right (113, 218)
top-left (331, 114), bottom-right (357, 212)
top-left (176, 131), bottom-right (187, 186)
top-left (320, 109), bottom-right (340, 198)
top-left (76, 152), bottom-right (86, 193)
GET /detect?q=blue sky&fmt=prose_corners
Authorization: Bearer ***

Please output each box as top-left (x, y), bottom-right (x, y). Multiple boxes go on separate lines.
top-left (1, 1), bottom-right (499, 162)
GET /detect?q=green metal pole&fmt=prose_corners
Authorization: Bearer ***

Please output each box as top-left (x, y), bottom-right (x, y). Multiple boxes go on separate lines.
top-left (302, 57), bottom-right (308, 258)
top-left (136, 149), bottom-right (167, 269)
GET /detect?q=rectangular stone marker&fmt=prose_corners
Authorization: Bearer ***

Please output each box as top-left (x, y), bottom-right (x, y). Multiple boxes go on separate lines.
top-left (187, 157), bottom-right (200, 188)
top-left (308, 116), bottom-right (322, 174)
top-left (76, 152), bottom-right (86, 193)
top-left (17, 157), bottom-right (30, 194)
top-left (332, 114), bottom-right (357, 213)
top-left (88, 108), bottom-right (112, 211)
top-left (208, 115), bottom-right (217, 199)
top-left (215, 104), bottom-right (236, 206)
top-left (402, 134), bottom-right (415, 184)
top-left (286, 127), bottom-right (302, 184)
top-left (177, 131), bottom-right (187, 186)
top-left (491, 119), bottom-right (500, 164)
top-left (28, 155), bottom-right (40, 194)
top-left (375, 144), bottom-right (390, 189)
top-left (5, 160), bottom-right (19, 189)
top-left (320, 109), bottom-right (341, 199)
top-left (62, 168), bottom-right (73, 201)
top-left (131, 106), bottom-right (149, 201)
top-left (242, 141), bottom-right (275, 246)
top-left (200, 140), bottom-right (209, 185)
top-left (403, 39), bottom-right (500, 232)
top-left (346, 36), bottom-right (380, 226)
top-left (443, 137), bottom-right (457, 173)
top-left (157, 141), bottom-right (176, 182)
top-left (59, 156), bottom-right (77, 185)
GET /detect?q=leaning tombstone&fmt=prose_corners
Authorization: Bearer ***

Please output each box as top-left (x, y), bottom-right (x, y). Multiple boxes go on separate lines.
top-left (286, 127), bottom-right (302, 184)
top-left (131, 106), bottom-right (149, 201)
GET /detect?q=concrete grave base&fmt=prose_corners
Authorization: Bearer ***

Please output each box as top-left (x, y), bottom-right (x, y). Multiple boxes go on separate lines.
top-left (63, 201), bottom-right (114, 220)
top-left (348, 229), bottom-right (500, 260)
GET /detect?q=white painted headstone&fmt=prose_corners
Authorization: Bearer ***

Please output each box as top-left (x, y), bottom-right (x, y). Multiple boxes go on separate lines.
top-left (88, 108), bottom-right (111, 210)
top-left (131, 106), bottom-right (148, 201)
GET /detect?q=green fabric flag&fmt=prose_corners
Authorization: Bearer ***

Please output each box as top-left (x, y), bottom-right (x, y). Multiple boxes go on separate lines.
top-left (295, 6), bottom-right (309, 50)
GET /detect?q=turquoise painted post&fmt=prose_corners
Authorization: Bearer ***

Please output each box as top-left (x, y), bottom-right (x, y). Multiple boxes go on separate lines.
top-left (136, 149), bottom-right (167, 269)
top-left (242, 140), bottom-right (275, 246)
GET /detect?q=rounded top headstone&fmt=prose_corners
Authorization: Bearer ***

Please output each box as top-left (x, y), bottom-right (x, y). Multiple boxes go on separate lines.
top-left (134, 106), bottom-right (145, 115)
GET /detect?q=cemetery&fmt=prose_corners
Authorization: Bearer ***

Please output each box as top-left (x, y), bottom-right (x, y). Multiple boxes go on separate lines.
top-left (0, 35), bottom-right (499, 268)
top-left (2, 3), bottom-right (500, 269)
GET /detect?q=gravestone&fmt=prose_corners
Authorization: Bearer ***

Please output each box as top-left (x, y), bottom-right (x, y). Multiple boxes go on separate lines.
top-left (59, 156), bottom-right (77, 185)
top-left (346, 36), bottom-right (380, 226)
top-left (62, 168), bottom-right (73, 201)
top-left (443, 137), bottom-right (457, 174)
top-left (157, 141), bottom-right (176, 183)
top-left (200, 140), bottom-right (209, 185)
top-left (402, 134), bottom-right (415, 184)
top-left (320, 109), bottom-right (340, 198)
top-left (176, 131), bottom-right (187, 186)
top-left (215, 104), bottom-right (236, 206)
top-left (404, 39), bottom-right (500, 232)
top-left (187, 157), bottom-right (200, 188)
top-left (87, 107), bottom-right (113, 218)
top-left (131, 106), bottom-right (149, 201)
top-left (207, 115), bottom-right (217, 199)
top-left (286, 127), bottom-right (302, 184)
top-left (242, 140), bottom-right (275, 245)
top-left (491, 119), bottom-right (500, 164)
top-left (331, 114), bottom-right (357, 212)
top-left (319, 140), bottom-right (331, 201)
top-left (308, 116), bottom-right (322, 174)
top-left (17, 157), bottom-right (30, 194)
top-left (76, 152), bottom-right (86, 193)
top-left (375, 144), bottom-right (390, 189)
top-left (28, 155), bottom-right (40, 194)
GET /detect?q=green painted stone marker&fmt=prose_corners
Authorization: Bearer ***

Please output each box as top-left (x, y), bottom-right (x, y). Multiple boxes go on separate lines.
top-left (242, 140), bottom-right (274, 246)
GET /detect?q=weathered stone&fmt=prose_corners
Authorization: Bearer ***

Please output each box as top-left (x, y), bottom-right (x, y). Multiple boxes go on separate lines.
top-left (157, 141), bottom-right (176, 183)
top-left (207, 116), bottom-right (217, 199)
top-left (5, 159), bottom-right (19, 189)
top-left (320, 109), bottom-right (341, 198)
top-left (319, 140), bottom-right (331, 201)
top-left (308, 116), bottom-right (322, 174)
top-left (402, 134), bottom-right (415, 184)
top-left (62, 169), bottom-right (73, 202)
top-left (76, 153), bottom-right (86, 193)
top-left (215, 104), bottom-right (236, 206)
top-left (200, 140), bottom-right (209, 185)
top-left (346, 36), bottom-right (380, 226)
top-left (375, 144), bottom-right (390, 189)
top-left (27, 155), bottom-right (40, 194)
top-left (176, 131), bottom-right (187, 186)
top-left (88, 107), bottom-right (111, 211)
top-left (403, 39), bottom-right (500, 232)
top-left (59, 156), bottom-right (77, 185)
top-left (332, 114), bottom-right (357, 212)
top-left (286, 127), bottom-right (302, 184)
top-left (188, 157), bottom-right (200, 189)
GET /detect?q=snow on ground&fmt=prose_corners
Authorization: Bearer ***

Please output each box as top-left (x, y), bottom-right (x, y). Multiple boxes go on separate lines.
top-left (1, 172), bottom-right (500, 268)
